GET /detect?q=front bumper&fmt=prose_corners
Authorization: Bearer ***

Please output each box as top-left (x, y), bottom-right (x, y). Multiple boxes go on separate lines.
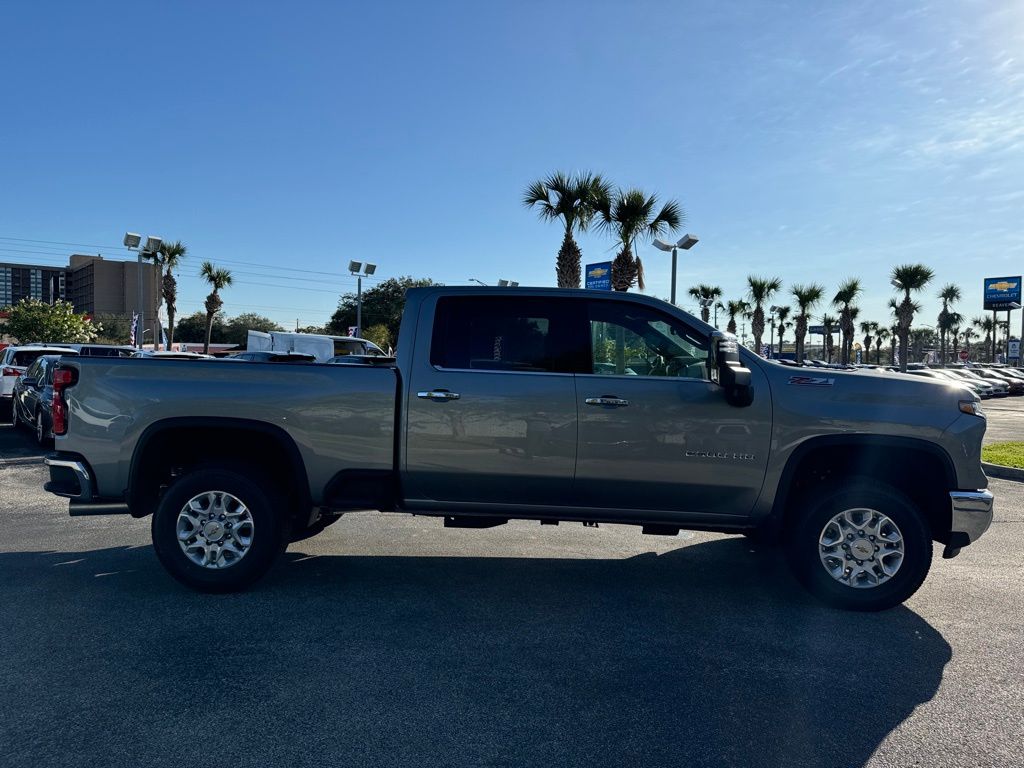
top-left (948, 489), bottom-right (994, 551)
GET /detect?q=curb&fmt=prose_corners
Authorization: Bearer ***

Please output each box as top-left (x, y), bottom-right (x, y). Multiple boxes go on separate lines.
top-left (0, 456), bottom-right (46, 468)
top-left (982, 461), bottom-right (1024, 482)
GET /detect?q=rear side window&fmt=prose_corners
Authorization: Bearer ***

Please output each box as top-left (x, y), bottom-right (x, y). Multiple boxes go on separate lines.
top-left (430, 296), bottom-right (586, 374)
top-left (13, 350), bottom-right (48, 367)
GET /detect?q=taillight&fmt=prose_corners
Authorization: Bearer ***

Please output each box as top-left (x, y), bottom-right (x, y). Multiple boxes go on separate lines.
top-left (52, 367), bottom-right (76, 436)
top-left (2, 367), bottom-right (20, 377)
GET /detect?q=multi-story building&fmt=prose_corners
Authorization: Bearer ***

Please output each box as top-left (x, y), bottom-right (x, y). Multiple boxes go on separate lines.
top-left (1, 254), bottom-right (162, 339)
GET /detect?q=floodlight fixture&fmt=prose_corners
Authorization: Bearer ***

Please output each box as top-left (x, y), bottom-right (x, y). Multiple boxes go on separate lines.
top-left (363, 263), bottom-right (377, 276)
top-left (142, 235), bottom-right (163, 253)
top-left (497, 279), bottom-right (509, 287)
top-left (348, 260), bottom-right (362, 274)
top-left (123, 232), bottom-right (142, 249)
top-left (653, 239), bottom-right (674, 252)
top-left (678, 234), bottom-right (699, 250)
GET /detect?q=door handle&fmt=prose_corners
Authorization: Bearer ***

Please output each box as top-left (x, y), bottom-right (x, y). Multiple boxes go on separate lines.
top-left (417, 390), bottom-right (461, 401)
top-left (585, 396), bottom-right (630, 407)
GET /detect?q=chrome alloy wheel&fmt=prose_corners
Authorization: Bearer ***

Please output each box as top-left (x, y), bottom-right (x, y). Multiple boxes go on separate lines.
top-left (818, 508), bottom-right (904, 589)
top-left (176, 491), bottom-right (255, 569)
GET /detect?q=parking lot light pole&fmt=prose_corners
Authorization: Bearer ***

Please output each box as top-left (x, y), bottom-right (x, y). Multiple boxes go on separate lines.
top-left (123, 232), bottom-right (161, 349)
top-left (348, 261), bottom-right (377, 337)
top-left (653, 234), bottom-right (699, 305)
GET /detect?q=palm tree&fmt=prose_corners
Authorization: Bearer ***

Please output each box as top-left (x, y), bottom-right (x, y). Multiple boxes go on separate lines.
top-left (891, 264), bottom-right (935, 371)
top-left (747, 276), bottom-right (782, 355)
top-left (860, 320), bottom-right (877, 359)
top-left (874, 327), bottom-right (890, 364)
top-left (688, 284), bottom-right (723, 323)
top-left (154, 240), bottom-right (187, 349)
top-left (962, 326), bottom-right (974, 361)
top-left (936, 284), bottom-right (962, 366)
top-left (821, 313), bottom-right (837, 362)
top-left (200, 261), bottom-right (233, 354)
top-left (524, 172), bottom-right (609, 288)
top-left (791, 284), bottom-right (824, 363)
top-left (832, 278), bottom-right (862, 365)
top-left (774, 306), bottom-right (792, 357)
top-left (973, 316), bottom-right (994, 362)
top-left (595, 188), bottom-right (682, 292)
top-left (726, 300), bottom-right (749, 335)
top-left (890, 322), bottom-right (899, 365)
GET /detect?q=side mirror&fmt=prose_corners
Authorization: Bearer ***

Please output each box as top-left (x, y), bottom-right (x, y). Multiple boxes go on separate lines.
top-left (21, 377), bottom-right (38, 389)
top-left (711, 333), bottom-right (754, 407)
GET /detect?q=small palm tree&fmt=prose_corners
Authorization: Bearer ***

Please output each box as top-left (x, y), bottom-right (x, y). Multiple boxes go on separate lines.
top-left (874, 327), bottom-right (890, 364)
top-left (891, 264), bottom-right (935, 371)
top-left (747, 276), bottom-right (783, 355)
top-left (791, 284), bottom-right (825, 363)
top-left (860, 320), bottom-right (877, 358)
top-left (156, 240), bottom-right (187, 349)
top-left (200, 261), bottom-right (233, 354)
top-left (936, 283), bottom-right (962, 366)
top-left (774, 306), bottom-right (792, 357)
top-left (726, 299), bottom-right (749, 335)
top-left (973, 316), bottom-right (994, 362)
top-left (821, 313), bottom-right (837, 362)
top-left (596, 188), bottom-right (682, 292)
top-left (524, 172), bottom-right (609, 288)
top-left (688, 284), bottom-right (723, 323)
top-left (832, 278), bottom-right (862, 365)
top-left (962, 326), bottom-right (974, 360)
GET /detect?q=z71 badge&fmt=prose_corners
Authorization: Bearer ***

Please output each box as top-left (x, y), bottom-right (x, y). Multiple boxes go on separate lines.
top-left (787, 375), bottom-right (835, 386)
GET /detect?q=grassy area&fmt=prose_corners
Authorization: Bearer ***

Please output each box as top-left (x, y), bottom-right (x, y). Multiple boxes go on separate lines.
top-left (981, 442), bottom-right (1024, 469)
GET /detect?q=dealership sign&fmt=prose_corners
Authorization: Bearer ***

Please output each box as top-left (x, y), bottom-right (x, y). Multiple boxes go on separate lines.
top-left (983, 276), bottom-right (1022, 310)
top-left (585, 262), bottom-right (612, 290)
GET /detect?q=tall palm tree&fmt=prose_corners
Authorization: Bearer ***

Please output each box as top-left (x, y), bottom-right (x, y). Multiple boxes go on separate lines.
top-left (973, 316), bottom-right (994, 362)
top-left (832, 278), bottom-right (862, 365)
top-left (791, 284), bottom-right (824, 363)
top-left (688, 284), bottom-right (723, 323)
top-left (821, 313), bottom-right (837, 362)
top-left (962, 326), bottom-right (974, 361)
top-left (200, 261), bottom-right (233, 354)
top-left (595, 188), bottom-right (682, 292)
top-left (774, 306), bottom-right (792, 357)
top-left (936, 283), bottom-right (962, 366)
top-left (860, 320), bottom-right (877, 358)
top-left (155, 240), bottom-right (187, 349)
top-left (890, 322), bottom-right (899, 365)
top-left (891, 264), bottom-right (934, 372)
top-left (874, 327), bottom-right (890, 364)
top-left (746, 276), bottom-right (782, 356)
top-left (523, 172), bottom-right (609, 288)
top-left (726, 299), bottom-right (749, 335)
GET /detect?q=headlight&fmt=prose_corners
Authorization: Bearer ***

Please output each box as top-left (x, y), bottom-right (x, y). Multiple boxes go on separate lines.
top-left (959, 400), bottom-right (984, 417)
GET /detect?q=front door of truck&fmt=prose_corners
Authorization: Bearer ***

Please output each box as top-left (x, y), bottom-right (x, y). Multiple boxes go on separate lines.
top-left (403, 294), bottom-right (586, 507)
top-left (573, 298), bottom-right (771, 517)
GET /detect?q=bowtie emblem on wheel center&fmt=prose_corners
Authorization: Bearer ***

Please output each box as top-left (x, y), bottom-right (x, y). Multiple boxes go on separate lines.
top-left (202, 521), bottom-right (224, 540)
top-left (851, 539), bottom-right (873, 560)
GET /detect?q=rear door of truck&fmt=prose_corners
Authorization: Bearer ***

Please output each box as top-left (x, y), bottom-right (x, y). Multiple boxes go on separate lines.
top-left (402, 293), bottom-right (584, 507)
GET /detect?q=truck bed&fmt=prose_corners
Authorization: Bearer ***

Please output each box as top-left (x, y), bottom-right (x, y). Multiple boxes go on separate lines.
top-left (57, 358), bottom-right (399, 503)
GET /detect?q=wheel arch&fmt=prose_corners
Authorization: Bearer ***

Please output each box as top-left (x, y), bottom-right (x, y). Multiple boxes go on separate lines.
top-left (771, 435), bottom-right (957, 543)
top-left (127, 417), bottom-right (313, 522)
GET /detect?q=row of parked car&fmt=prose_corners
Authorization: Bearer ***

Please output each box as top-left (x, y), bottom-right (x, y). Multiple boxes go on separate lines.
top-left (895, 363), bottom-right (1024, 399)
top-left (1, 340), bottom-right (394, 445)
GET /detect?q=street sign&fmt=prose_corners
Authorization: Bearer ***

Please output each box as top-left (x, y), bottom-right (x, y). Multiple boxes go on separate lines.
top-left (808, 325), bottom-right (827, 335)
top-left (1010, 340), bottom-right (1021, 360)
top-left (585, 262), bottom-right (612, 291)
top-left (959, 349), bottom-right (970, 362)
top-left (983, 276), bottom-right (1022, 310)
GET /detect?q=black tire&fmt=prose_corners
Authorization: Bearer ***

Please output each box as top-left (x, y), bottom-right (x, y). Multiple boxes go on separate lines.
top-left (35, 411), bottom-right (48, 446)
top-left (289, 513), bottom-right (342, 544)
top-left (151, 465), bottom-right (289, 592)
top-left (786, 481), bottom-right (932, 611)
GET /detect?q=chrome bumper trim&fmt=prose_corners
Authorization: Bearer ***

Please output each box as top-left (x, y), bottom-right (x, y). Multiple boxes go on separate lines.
top-left (949, 490), bottom-right (994, 543)
top-left (43, 456), bottom-right (94, 501)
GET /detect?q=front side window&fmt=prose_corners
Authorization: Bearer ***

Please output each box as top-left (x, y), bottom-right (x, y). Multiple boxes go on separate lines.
top-left (588, 301), bottom-right (710, 379)
top-left (431, 296), bottom-right (585, 374)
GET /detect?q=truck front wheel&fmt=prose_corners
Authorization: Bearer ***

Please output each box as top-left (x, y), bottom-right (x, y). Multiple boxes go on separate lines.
top-left (786, 482), bottom-right (932, 611)
top-left (151, 465), bottom-right (288, 592)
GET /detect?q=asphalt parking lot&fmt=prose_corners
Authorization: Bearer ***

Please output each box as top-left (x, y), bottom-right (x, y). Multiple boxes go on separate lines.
top-left (2, 406), bottom-right (1023, 768)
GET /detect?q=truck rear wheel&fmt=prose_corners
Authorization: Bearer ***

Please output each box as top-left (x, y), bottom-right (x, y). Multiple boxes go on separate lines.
top-left (786, 482), bottom-right (932, 611)
top-left (151, 465), bottom-right (288, 592)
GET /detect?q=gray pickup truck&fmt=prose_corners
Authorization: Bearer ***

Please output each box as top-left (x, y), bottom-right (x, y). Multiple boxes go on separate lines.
top-left (43, 286), bottom-right (994, 610)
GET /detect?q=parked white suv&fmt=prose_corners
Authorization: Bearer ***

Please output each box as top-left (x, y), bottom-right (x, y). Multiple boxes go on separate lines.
top-left (1, 345), bottom-right (79, 411)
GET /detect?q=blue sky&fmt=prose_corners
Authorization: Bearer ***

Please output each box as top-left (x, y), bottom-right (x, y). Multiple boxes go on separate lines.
top-left (2, 0), bottom-right (1022, 335)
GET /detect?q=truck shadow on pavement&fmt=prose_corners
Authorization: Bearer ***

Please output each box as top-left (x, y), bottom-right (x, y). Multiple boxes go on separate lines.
top-left (2, 538), bottom-right (950, 768)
